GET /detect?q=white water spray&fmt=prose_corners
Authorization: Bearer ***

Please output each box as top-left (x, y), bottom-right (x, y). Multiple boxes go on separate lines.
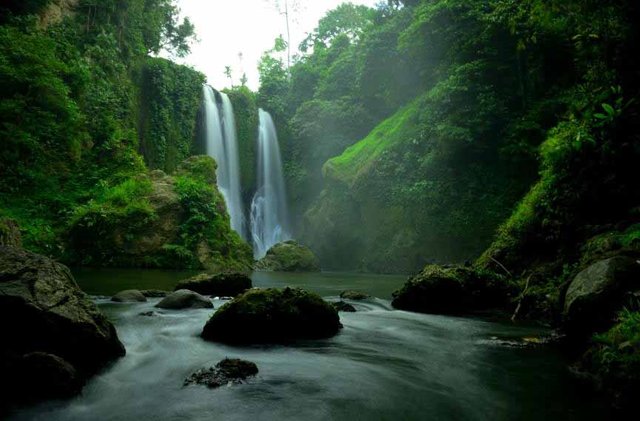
top-left (202, 85), bottom-right (246, 238)
top-left (250, 109), bottom-right (291, 258)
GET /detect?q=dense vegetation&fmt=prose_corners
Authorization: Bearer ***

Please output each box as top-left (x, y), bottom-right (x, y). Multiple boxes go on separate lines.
top-left (0, 0), bottom-right (250, 269)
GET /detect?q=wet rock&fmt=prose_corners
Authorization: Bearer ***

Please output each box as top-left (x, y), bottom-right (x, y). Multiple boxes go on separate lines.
top-left (0, 246), bottom-right (125, 408)
top-left (339, 290), bottom-right (370, 300)
top-left (201, 287), bottom-right (341, 344)
top-left (111, 289), bottom-right (147, 303)
top-left (174, 272), bottom-right (251, 297)
top-left (391, 264), bottom-right (513, 315)
top-left (255, 240), bottom-right (321, 272)
top-left (563, 257), bottom-right (640, 334)
top-left (16, 352), bottom-right (82, 401)
top-left (138, 311), bottom-right (157, 317)
top-left (155, 289), bottom-right (213, 310)
top-left (140, 289), bottom-right (168, 298)
top-left (333, 301), bottom-right (356, 312)
top-left (184, 358), bottom-right (258, 389)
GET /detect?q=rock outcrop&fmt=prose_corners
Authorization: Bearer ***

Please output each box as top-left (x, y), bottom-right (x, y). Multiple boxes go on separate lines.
top-left (67, 156), bottom-right (253, 271)
top-left (0, 217), bottom-right (21, 247)
top-left (175, 272), bottom-right (252, 297)
top-left (201, 287), bottom-right (341, 344)
top-left (391, 265), bottom-right (514, 315)
top-left (0, 246), bottom-right (125, 409)
top-left (563, 257), bottom-right (640, 334)
top-left (156, 289), bottom-right (213, 310)
top-left (255, 240), bottom-right (321, 272)
top-left (112, 290), bottom-right (147, 303)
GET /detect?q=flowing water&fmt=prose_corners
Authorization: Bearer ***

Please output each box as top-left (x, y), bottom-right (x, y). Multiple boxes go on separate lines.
top-left (9, 269), bottom-right (611, 420)
top-left (250, 109), bottom-right (291, 259)
top-left (202, 85), bottom-right (246, 238)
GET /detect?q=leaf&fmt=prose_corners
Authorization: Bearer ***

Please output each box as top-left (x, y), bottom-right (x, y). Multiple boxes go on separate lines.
top-left (601, 103), bottom-right (615, 116)
top-left (594, 113), bottom-right (607, 120)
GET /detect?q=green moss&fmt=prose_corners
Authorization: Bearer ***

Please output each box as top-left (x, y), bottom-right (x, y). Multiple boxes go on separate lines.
top-left (225, 86), bottom-right (259, 199)
top-left (201, 287), bottom-right (341, 344)
top-left (255, 240), bottom-right (321, 272)
top-left (137, 57), bottom-right (205, 173)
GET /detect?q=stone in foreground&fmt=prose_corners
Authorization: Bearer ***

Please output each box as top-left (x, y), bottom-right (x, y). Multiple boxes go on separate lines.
top-left (333, 301), bottom-right (357, 312)
top-left (255, 240), bottom-right (321, 272)
top-left (339, 290), bottom-right (370, 300)
top-left (112, 289), bottom-right (147, 302)
top-left (184, 358), bottom-right (258, 389)
top-left (563, 256), bottom-right (640, 334)
top-left (0, 246), bottom-right (125, 408)
top-left (155, 289), bottom-right (213, 309)
top-left (201, 287), bottom-right (341, 344)
top-left (174, 272), bottom-right (252, 297)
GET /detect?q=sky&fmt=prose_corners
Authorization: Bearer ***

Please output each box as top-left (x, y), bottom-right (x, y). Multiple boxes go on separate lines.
top-left (168, 0), bottom-right (380, 90)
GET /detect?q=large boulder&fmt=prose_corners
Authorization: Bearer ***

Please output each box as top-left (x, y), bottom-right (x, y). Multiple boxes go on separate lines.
top-left (563, 257), bottom-right (640, 334)
top-left (340, 290), bottom-right (370, 300)
top-left (201, 287), bottom-right (341, 344)
top-left (0, 246), bottom-right (125, 408)
top-left (255, 240), bottom-right (321, 272)
top-left (391, 265), bottom-right (514, 315)
top-left (112, 289), bottom-right (147, 302)
top-left (155, 289), bottom-right (213, 310)
top-left (175, 272), bottom-right (251, 297)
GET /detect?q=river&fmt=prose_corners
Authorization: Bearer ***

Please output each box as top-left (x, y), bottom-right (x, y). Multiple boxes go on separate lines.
top-left (11, 269), bottom-right (611, 420)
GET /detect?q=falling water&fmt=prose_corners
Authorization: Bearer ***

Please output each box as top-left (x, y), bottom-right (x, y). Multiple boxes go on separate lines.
top-left (202, 85), bottom-right (246, 238)
top-left (250, 109), bottom-right (291, 258)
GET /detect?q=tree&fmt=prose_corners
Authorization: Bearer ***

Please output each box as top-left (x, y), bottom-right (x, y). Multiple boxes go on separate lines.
top-left (224, 65), bottom-right (233, 86)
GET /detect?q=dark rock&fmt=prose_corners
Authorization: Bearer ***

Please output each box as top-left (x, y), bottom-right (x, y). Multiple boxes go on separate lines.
top-left (174, 272), bottom-right (251, 297)
top-left (255, 240), bottom-right (321, 272)
top-left (140, 289), bottom-right (168, 298)
top-left (155, 289), bottom-right (213, 310)
top-left (333, 301), bottom-right (356, 312)
top-left (391, 264), bottom-right (513, 315)
top-left (111, 289), bottom-right (147, 303)
top-left (0, 217), bottom-right (21, 247)
top-left (16, 352), bottom-right (83, 401)
top-left (184, 358), bottom-right (258, 389)
top-left (201, 287), bottom-right (341, 344)
top-left (339, 290), bottom-right (370, 300)
top-left (0, 246), bottom-right (125, 408)
top-left (138, 311), bottom-right (156, 317)
top-left (563, 257), bottom-right (640, 334)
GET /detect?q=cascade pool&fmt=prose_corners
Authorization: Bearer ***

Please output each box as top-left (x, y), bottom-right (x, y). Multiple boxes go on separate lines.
top-left (10, 270), bottom-right (611, 420)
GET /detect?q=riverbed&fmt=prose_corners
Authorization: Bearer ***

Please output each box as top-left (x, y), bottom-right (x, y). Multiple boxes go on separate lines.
top-left (11, 269), bottom-right (611, 420)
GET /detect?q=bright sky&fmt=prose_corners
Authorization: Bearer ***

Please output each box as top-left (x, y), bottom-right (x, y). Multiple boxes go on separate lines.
top-left (168, 0), bottom-right (380, 90)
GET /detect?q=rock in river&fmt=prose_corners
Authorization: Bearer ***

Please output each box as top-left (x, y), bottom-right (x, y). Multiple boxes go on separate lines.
top-left (156, 289), bottom-right (213, 310)
top-left (112, 289), bottom-right (147, 302)
top-left (255, 240), bottom-right (321, 272)
top-left (0, 246), bottom-right (125, 409)
top-left (339, 290), bottom-right (370, 300)
top-left (174, 272), bottom-right (252, 297)
top-left (201, 287), bottom-right (341, 344)
top-left (184, 358), bottom-right (258, 389)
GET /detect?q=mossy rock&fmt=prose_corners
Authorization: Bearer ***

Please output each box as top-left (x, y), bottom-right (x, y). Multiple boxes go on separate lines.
top-left (174, 272), bottom-right (252, 297)
top-left (67, 156), bottom-right (253, 271)
top-left (255, 240), bottom-right (321, 272)
top-left (201, 287), bottom-right (341, 344)
top-left (391, 264), bottom-right (515, 315)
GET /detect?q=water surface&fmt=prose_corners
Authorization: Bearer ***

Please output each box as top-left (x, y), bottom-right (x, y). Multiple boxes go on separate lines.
top-left (11, 269), bottom-right (610, 420)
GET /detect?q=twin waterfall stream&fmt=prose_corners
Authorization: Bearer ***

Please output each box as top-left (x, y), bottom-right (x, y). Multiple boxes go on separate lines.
top-left (202, 85), bottom-right (290, 258)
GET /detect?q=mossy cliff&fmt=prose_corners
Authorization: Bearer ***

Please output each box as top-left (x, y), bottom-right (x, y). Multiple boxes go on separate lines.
top-left (67, 156), bottom-right (252, 271)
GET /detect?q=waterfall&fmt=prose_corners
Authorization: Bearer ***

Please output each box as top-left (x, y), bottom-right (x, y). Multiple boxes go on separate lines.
top-left (250, 109), bottom-right (291, 258)
top-left (202, 85), bottom-right (246, 238)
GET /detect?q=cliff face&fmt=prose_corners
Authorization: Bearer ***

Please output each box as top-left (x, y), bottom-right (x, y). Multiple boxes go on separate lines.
top-left (38, 0), bottom-right (79, 28)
